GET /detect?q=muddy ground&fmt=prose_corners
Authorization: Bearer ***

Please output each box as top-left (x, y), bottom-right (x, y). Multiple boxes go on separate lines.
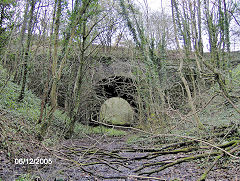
top-left (0, 134), bottom-right (239, 181)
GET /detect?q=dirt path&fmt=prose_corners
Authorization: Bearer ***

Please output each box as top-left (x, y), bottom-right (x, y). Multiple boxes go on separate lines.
top-left (0, 134), bottom-right (239, 181)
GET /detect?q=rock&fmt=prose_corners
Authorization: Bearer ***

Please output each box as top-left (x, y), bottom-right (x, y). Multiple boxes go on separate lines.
top-left (100, 97), bottom-right (134, 125)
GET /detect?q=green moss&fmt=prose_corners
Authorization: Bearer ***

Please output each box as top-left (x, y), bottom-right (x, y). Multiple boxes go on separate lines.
top-left (224, 64), bottom-right (240, 91)
top-left (16, 173), bottom-right (32, 181)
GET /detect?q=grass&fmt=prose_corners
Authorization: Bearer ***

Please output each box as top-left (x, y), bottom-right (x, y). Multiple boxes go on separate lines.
top-left (126, 134), bottom-right (146, 144)
top-left (199, 88), bottom-right (240, 128)
top-left (0, 65), bottom-right (66, 145)
top-left (74, 123), bottom-right (127, 137)
top-left (0, 65), bottom-right (66, 124)
top-left (0, 81), bottom-right (40, 120)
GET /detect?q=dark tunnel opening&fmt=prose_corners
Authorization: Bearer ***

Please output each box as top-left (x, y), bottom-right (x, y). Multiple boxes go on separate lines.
top-left (95, 75), bottom-right (138, 114)
top-left (88, 75), bottom-right (138, 126)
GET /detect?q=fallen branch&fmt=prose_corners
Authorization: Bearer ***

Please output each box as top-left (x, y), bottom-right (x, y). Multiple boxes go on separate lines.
top-left (90, 119), bottom-right (240, 159)
top-left (198, 142), bottom-right (240, 181)
top-left (129, 175), bottom-right (165, 180)
top-left (138, 140), bottom-right (239, 176)
top-left (139, 151), bottom-right (221, 176)
top-left (198, 153), bottom-right (224, 181)
top-left (131, 146), bottom-right (200, 161)
top-left (134, 141), bottom-right (237, 173)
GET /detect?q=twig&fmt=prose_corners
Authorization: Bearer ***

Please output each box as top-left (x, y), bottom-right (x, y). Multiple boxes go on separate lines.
top-left (140, 151), bottom-right (220, 176)
top-left (198, 143), bottom-right (240, 181)
top-left (90, 119), bottom-right (240, 159)
top-left (129, 175), bottom-right (165, 180)
top-left (168, 93), bottom-right (218, 132)
top-left (222, 92), bottom-right (240, 114)
top-left (131, 146), bottom-right (199, 162)
top-left (198, 153), bottom-right (224, 181)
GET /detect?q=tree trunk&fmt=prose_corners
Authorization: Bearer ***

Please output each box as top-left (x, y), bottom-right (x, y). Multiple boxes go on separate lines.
top-left (18, 0), bottom-right (36, 102)
top-left (13, 1), bottom-right (29, 83)
top-left (38, 0), bottom-right (92, 140)
top-left (38, 0), bottom-right (62, 140)
top-left (65, 18), bottom-right (87, 139)
top-left (179, 61), bottom-right (203, 129)
top-left (171, 0), bottom-right (204, 129)
top-left (197, 0), bottom-right (203, 56)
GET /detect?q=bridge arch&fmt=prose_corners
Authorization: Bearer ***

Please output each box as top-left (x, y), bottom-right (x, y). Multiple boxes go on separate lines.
top-left (84, 75), bottom-right (138, 126)
top-left (95, 75), bottom-right (137, 110)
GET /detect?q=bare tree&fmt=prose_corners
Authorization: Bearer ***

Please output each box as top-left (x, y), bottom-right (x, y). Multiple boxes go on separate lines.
top-left (38, 0), bottom-right (101, 140)
top-left (171, 0), bottom-right (204, 129)
top-left (18, 0), bottom-right (37, 102)
top-left (65, 0), bottom-right (121, 139)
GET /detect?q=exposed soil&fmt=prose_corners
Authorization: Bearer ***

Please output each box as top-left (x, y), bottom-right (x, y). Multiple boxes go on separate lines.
top-left (0, 134), bottom-right (239, 181)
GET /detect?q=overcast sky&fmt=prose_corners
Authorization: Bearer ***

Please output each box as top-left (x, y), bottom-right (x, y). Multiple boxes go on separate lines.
top-left (135, 0), bottom-right (240, 51)
top-left (148, 0), bottom-right (171, 11)
top-left (136, 0), bottom-right (171, 12)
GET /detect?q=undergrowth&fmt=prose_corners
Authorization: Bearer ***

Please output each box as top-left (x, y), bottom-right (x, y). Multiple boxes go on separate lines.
top-left (0, 64), bottom-right (126, 142)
